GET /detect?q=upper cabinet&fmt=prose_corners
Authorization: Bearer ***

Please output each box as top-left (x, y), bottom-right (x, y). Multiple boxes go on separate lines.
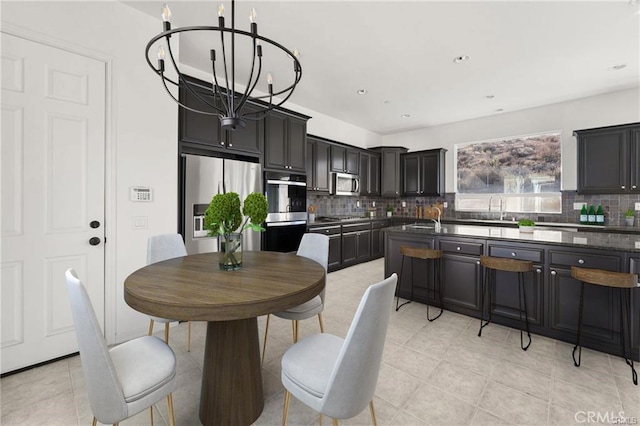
top-left (401, 148), bottom-right (447, 196)
top-left (264, 111), bottom-right (308, 173)
top-left (179, 77), bottom-right (262, 156)
top-left (330, 145), bottom-right (359, 174)
top-left (359, 152), bottom-right (380, 196)
top-left (306, 136), bottom-right (331, 193)
top-left (371, 147), bottom-right (408, 197)
top-left (575, 123), bottom-right (640, 194)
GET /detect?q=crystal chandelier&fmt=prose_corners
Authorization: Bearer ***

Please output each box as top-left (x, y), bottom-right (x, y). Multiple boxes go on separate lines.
top-left (145, 1), bottom-right (302, 130)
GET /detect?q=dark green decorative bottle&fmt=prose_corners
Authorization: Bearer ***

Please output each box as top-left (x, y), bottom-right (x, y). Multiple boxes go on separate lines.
top-left (596, 205), bottom-right (604, 224)
top-left (587, 205), bottom-right (596, 224)
top-left (580, 205), bottom-right (588, 224)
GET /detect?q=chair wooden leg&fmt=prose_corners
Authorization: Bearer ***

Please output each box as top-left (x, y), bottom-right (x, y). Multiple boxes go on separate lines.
top-left (332, 418), bottom-right (339, 426)
top-left (319, 413), bottom-right (323, 425)
top-left (293, 320), bottom-right (299, 343)
top-left (369, 400), bottom-right (377, 426)
top-left (149, 406), bottom-right (154, 425)
top-left (187, 321), bottom-right (191, 352)
top-left (262, 314), bottom-right (271, 364)
top-left (167, 393), bottom-right (175, 426)
top-left (318, 313), bottom-right (325, 333)
top-left (282, 390), bottom-right (291, 426)
top-left (164, 323), bottom-right (170, 343)
top-left (148, 319), bottom-right (154, 336)
top-left (92, 417), bottom-right (97, 426)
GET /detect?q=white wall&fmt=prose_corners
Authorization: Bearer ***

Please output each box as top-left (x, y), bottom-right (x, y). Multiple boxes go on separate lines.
top-left (381, 88), bottom-right (640, 191)
top-left (2, 2), bottom-right (179, 343)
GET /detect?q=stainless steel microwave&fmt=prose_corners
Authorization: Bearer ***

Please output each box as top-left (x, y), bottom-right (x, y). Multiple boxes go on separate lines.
top-left (330, 172), bottom-right (360, 196)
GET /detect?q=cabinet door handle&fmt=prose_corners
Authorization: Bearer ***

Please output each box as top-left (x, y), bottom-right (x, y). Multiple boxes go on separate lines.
top-left (476, 260), bottom-right (480, 265)
top-left (551, 270), bottom-right (557, 275)
top-left (633, 185), bottom-right (637, 189)
top-left (578, 259), bottom-right (585, 264)
top-left (229, 143), bottom-right (233, 147)
top-left (220, 141), bottom-right (225, 145)
top-left (511, 252), bottom-right (517, 257)
top-left (622, 185), bottom-right (626, 189)
top-left (456, 247), bottom-right (461, 251)
top-left (536, 269), bottom-right (542, 273)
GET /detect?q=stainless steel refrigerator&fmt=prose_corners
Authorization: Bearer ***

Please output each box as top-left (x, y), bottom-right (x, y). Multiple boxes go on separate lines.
top-left (183, 154), bottom-right (262, 254)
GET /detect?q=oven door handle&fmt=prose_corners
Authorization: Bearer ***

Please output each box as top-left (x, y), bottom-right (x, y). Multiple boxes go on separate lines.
top-left (266, 220), bottom-right (307, 227)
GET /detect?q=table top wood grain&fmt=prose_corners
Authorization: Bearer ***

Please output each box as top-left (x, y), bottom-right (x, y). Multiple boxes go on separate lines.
top-left (124, 251), bottom-right (325, 321)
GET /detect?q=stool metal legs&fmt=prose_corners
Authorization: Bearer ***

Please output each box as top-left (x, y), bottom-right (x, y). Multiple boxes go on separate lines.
top-left (573, 284), bottom-right (637, 385)
top-left (479, 269), bottom-right (531, 351)
top-left (427, 258), bottom-right (443, 322)
top-left (395, 255), bottom-right (412, 311)
top-left (518, 271), bottom-right (532, 351)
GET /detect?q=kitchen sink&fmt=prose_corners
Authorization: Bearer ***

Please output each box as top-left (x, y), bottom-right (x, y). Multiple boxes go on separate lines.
top-left (404, 224), bottom-right (436, 229)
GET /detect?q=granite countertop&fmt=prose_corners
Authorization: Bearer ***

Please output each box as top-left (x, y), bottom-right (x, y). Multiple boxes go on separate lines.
top-left (386, 223), bottom-right (640, 253)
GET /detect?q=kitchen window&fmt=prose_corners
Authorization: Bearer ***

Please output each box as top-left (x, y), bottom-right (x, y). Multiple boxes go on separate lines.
top-left (455, 132), bottom-right (562, 214)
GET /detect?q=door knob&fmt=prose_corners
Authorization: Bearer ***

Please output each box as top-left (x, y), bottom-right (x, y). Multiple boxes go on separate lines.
top-left (90, 220), bottom-right (100, 229)
top-left (89, 237), bottom-right (101, 246)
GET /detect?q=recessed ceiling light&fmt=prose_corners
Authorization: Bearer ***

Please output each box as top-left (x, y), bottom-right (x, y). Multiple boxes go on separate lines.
top-left (495, 108), bottom-right (504, 112)
top-left (611, 64), bottom-right (627, 71)
top-left (383, 100), bottom-right (390, 104)
top-left (453, 55), bottom-right (470, 64)
top-left (356, 89), bottom-right (368, 95)
top-left (401, 114), bottom-right (411, 118)
top-left (485, 95), bottom-right (495, 99)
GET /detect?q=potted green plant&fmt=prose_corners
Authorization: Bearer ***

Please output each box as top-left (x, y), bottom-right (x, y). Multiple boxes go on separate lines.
top-left (386, 204), bottom-right (393, 217)
top-left (625, 209), bottom-right (635, 227)
top-left (517, 219), bottom-right (535, 233)
top-left (204, 192), bottom-right (268, 270)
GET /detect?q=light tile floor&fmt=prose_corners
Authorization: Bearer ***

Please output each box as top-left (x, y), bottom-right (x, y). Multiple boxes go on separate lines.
top-left (2, 258), bottom-right (639, 425)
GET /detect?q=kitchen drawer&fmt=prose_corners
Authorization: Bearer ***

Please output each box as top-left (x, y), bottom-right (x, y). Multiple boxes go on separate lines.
top-left (308, 225), bottom-right (341, 236)
top-left (372, 219), bottom-right (391, 229)
top-left (342, 223), bottom-right (371, 233)
top-left (440, 240), bottom-right (483, 256)
top-left (489, 245), bottom-right (543, 263)
top-left (549, 250), bottom-right (621, 271)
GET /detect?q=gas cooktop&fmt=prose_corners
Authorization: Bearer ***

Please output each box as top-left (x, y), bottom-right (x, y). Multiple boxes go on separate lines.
top-left (317, 215), bottom-right (369, 222)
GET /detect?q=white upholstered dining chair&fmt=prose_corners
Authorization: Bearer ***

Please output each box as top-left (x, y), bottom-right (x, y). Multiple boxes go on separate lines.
top-left (262, 233), bottom-right (329, 363)
top-left (65, 269), bottom-right (176, 426)
top-left (147, 234), bottom-right (191, 351)
top-left (281, 273), bottom-right (397, 425)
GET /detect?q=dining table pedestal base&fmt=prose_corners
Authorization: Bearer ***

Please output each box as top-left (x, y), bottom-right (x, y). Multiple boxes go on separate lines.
top-left (200, 318), bottom-right (264, 425)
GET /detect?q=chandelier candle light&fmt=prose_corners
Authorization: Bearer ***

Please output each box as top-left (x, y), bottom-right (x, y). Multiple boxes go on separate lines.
top-left (146, 1), bottom-right (302, 130)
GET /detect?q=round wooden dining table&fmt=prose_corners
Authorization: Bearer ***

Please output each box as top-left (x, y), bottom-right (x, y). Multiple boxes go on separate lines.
top-left (124, 251), bottom-right (325, 426)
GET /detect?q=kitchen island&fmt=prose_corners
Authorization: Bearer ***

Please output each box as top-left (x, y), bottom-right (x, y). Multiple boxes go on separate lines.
top-left (385, 224), bottom-right (640, 361)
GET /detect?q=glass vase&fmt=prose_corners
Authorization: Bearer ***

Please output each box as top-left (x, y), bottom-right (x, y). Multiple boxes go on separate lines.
top-left (218, 233), bottom-right (243, 270)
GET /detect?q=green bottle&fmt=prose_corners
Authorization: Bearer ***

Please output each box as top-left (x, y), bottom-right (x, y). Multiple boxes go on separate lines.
top-left (596, 205), bottom-right (604, 224)
top-left (580, 205), bottom-right (588, 224)
top-left (587, 205), bottom-right (596, 224)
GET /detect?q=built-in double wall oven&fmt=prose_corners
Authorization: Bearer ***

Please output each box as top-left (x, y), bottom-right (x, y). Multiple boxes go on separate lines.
top-left (263, 171), bottom-right (307, 253)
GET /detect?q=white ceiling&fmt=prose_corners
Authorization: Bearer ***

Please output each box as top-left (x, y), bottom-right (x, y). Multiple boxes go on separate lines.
top-left (126, 0), bottom-right (640, 135)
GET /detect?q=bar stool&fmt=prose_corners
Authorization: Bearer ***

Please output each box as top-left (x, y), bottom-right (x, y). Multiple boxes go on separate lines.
top-left (478, 255), bottom-right (533, 351)
top-left (570, 266), bottom-right (638, 385)
top-left (395, 246), bottom-right (443, 321)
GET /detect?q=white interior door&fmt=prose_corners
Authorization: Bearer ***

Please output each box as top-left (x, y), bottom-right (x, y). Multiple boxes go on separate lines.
top-left (1, 32), bottom-right (106, 374)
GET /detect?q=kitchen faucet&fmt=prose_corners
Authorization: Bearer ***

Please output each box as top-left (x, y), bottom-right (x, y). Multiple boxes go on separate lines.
top-left (430, 206), bottom-right (442, 232)
top-left (488, 195), bottom-right (505, 220)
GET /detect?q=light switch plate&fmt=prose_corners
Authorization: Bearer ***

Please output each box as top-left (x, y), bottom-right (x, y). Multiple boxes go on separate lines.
top-left (573, 202), bottom-right (586, 210)
top-left (635, 202), bottom-right (640, 211)
top-left (443, 202), bottom-right (448, 208)
top-left (636, 241), bottom-right (640, 249)
top-left (132, 216), bottom-right (148, 229)
top-left (402, 201), bottom-right (407, 208)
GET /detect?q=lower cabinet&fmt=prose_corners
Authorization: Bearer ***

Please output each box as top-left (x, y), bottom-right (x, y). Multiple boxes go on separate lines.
top-left (440, 238), bottom-right (484, 316)
top-left (342, 223), bottom-right (371, 267)
top-left (308, 224), bottom-right (341, 270)
top-left (384, 231), bottom-right (639, 360)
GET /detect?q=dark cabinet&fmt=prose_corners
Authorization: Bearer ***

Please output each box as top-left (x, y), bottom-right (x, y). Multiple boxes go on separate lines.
top-left (359, 152), bottom-right (380, 196)
top-left (487, 244), bottom-right (544, 327)
top-left (370, 219), bottom-right (389, 259)
top-left (342, 223), bottom-right (370, 267)
top-left (627, 256), bottom-right (640, 356)
top-left (179, 79), bottom-right (262, 155)
top-left (330, 145), bottom-right (359, 174)
top-left (401, 149), bottom-right (446, 196)
top-left (547, 249), bottom-right (624, 352)
top-left (308, 224), bottom-right (342, 271)
top-left (306, 137), bottom-right (330, 192)
top-left (372, 147), bottom-right (407, 197)
top-left (575, 123), bottom-right (640, 194)
top-left (440, 238), bottom-right (484, 315)
top-left (265, 112), bottom-right (307, 172)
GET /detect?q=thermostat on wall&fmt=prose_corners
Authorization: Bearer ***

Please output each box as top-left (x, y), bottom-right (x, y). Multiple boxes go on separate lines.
top-left (130, 187), bottom-right (153, 202)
